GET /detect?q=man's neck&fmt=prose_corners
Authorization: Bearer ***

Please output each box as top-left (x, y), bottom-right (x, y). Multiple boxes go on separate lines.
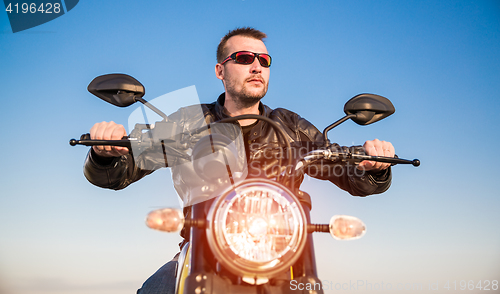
top-left (224, 95), bottom-right (260, 126)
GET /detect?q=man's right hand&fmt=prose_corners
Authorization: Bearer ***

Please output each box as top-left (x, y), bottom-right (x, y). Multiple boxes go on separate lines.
top-left (90, 121), bottom-right (129, 157)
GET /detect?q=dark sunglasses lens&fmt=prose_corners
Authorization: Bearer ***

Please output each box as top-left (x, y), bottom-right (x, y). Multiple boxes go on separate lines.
top-left (234, 53), bottom-right (255, 64)
top-left (258, 55), bottom-right (271, 67)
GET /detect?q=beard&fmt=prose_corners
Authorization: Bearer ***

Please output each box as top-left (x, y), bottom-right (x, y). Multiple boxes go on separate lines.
top-left (225, 75), bottom-right (268, 109)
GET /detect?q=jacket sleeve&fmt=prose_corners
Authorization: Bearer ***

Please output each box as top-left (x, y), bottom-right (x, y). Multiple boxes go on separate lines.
top-left (294, 113), bottom-right (392, 196)
top-left (82, 107), bottom-right (187, 190)
top-left (83, 148), bottom-right (154, 190)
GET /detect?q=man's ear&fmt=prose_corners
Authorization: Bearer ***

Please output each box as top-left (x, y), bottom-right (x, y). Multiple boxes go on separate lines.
top-left (215, 63), bottom-right (224, 80)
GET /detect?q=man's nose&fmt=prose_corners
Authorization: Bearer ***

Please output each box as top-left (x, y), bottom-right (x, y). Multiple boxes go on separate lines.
top-left (249, 58), bottom-right (262, 73)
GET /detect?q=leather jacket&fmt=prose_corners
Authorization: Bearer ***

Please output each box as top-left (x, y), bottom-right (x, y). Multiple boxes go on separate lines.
top-left (84, 93), bottom-right (391, 210)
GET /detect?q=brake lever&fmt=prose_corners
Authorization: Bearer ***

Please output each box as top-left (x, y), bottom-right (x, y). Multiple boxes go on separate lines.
top-left (324, 149), bottom-right (420, 167)
top-left (348, 153), bottom-right (420, 167)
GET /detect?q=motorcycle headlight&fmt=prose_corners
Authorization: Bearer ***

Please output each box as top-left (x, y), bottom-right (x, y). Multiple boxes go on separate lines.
top-left (206, 179), bottom-right (307, 283)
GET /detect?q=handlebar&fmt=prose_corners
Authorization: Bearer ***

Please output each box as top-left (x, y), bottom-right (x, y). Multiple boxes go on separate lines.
top-left (71, 134), bottom-right (420, 168)
top-left (69, 134), bottom-right (132, 148)
top-left (71, 132), bottom-right (420, 186)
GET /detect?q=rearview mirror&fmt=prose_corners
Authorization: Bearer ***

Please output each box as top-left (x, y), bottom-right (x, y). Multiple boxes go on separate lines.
top-left (344, 93), bottom-right (395, 125)
top-left (88, 73), bottom-right (145, 107)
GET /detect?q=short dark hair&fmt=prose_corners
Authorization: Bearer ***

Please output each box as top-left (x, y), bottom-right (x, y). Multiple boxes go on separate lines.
top-left (217, 27), bottom-right (267, 63)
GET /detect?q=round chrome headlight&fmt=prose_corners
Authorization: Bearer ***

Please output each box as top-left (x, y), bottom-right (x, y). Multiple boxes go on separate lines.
top-left (206, 179), bottom-right (307, 282)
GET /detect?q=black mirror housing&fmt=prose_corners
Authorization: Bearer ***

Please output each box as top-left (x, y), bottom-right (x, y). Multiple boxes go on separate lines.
top-left (344, 94), bottom-right (395, 125)
top-left (88, 74), bottom-right (145, 107)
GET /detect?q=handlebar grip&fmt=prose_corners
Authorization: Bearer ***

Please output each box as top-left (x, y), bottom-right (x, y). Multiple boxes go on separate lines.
top-left (390, 154), bottom-right (399, 166)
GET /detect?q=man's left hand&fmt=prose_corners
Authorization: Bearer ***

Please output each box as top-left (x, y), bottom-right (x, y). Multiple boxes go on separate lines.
top-left (357, 139), bottom-right (395, 171)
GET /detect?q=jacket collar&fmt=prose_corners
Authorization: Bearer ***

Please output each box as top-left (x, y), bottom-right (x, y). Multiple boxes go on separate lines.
top-left (214, 93), bottom-right (271, 120)
top-left (214, 93), bottom-right (274, 139)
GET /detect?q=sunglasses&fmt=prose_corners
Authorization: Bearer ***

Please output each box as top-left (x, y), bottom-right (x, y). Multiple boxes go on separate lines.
top-left (221, 51), bottom-right (272, 68)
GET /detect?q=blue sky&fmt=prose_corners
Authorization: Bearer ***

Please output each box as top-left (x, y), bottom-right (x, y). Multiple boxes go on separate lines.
top-left (1, 1), bottom-right (499, 293)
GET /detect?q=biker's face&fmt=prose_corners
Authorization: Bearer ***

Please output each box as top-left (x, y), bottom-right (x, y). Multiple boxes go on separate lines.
top-left (216, 36), bottom-right (270, 108)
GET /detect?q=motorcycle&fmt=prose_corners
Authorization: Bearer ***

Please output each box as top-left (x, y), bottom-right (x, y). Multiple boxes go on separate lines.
top-left (70, 74), bottom-right (420, 294)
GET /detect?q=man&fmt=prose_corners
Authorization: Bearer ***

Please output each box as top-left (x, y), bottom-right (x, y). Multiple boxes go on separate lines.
top-left (84, 27), bottom-right (394, 294)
